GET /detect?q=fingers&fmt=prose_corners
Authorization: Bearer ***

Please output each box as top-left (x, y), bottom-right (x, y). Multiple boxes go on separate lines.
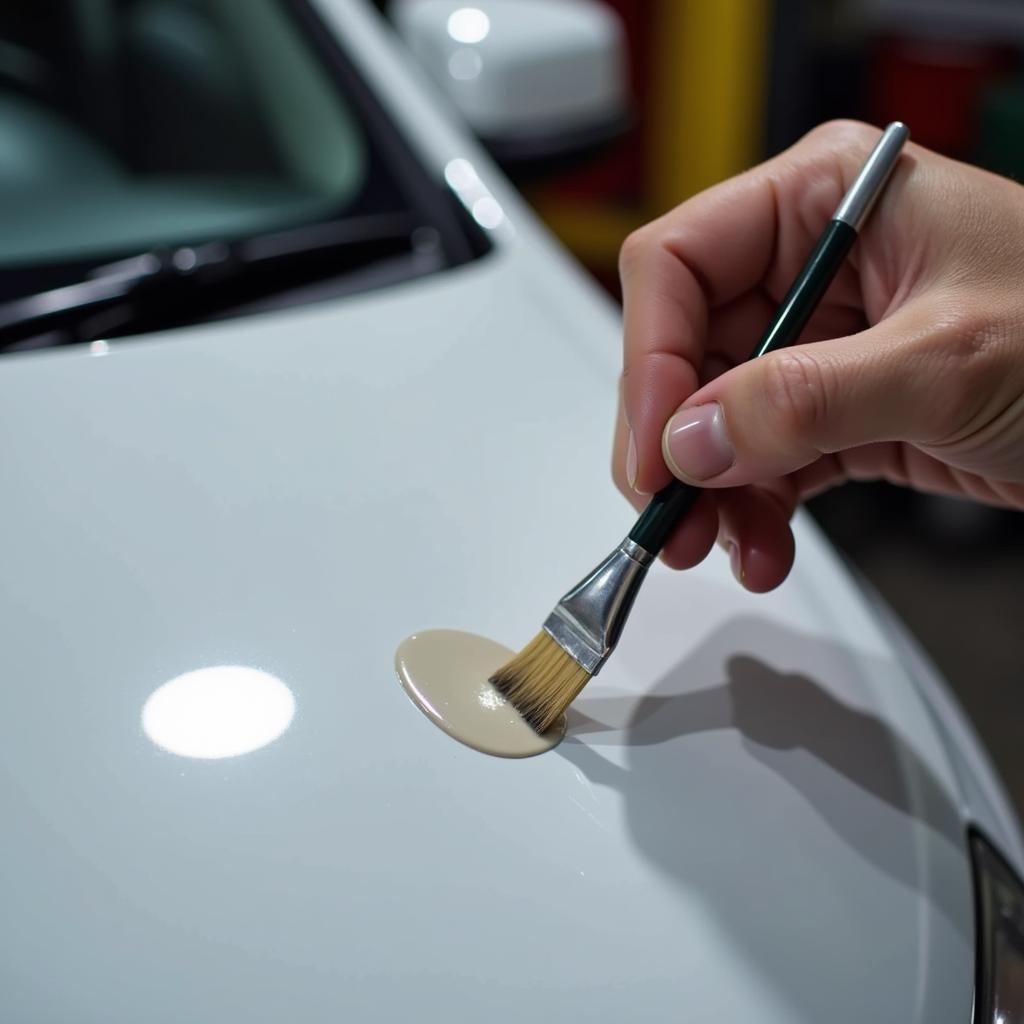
top-left (619, 171), bottom-right (774, 495)
top-left (716, 485), bottom-right (797, 592)
top-left (659, 491), bottom-right (719, 570)
top-left (615, 479), bottom-right (788, 581)
top-left (614, 389), bottom-right (719, 570)
top-left (611, 383), bottom-right (632, 493)
top-left (620, 120), bottom-right (886, 496)
top-left (617, 388), bottom-right (795, 586)
top-left (658, 302), bottom-right (964, 489)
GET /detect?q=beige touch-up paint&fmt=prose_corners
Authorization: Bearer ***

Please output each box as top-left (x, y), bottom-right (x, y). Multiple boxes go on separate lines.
top-left (395, 629), bottom-right (565, 757)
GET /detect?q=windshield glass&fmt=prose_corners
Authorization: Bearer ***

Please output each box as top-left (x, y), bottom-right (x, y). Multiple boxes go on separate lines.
top-left (0, 0), bottom-right (370, 263)
top-left (0, 0), bottom-right (485, 350)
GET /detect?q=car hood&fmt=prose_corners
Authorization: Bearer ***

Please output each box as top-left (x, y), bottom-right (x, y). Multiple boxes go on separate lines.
top-left (0, 235), bottom-right (994, 1022)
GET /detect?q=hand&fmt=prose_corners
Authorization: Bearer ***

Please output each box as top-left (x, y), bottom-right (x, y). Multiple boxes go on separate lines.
top-left (612, 120), bottom-right (1024, 592)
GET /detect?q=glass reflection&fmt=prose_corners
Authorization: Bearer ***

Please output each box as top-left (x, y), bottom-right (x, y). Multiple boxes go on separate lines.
top-left (448, 48), bottom-right (483, 81)
top-left (444, 157), bottom-right (479, 192)
top-left (471, 196), bottom-right (504, 229)
top-left (444, 159), bottom-right (511, 234)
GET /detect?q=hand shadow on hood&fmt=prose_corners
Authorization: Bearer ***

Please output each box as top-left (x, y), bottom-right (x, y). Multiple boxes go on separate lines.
top-left (557, 613), bottom-right (972, 1022)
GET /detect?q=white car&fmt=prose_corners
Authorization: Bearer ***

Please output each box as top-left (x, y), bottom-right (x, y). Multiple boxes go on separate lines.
top-left (0, 2), bottom-right (1021, 1022)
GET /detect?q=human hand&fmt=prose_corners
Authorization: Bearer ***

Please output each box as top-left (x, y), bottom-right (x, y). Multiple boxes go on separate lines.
top-left (612, 120), bottom-right (1024, 592)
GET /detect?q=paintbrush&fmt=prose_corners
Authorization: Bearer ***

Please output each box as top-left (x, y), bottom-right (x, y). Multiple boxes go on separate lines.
top-left (491, 122), bottom-right (910, 733)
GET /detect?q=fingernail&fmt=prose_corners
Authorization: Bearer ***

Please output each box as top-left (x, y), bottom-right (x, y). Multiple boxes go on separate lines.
top-left (626, 430), bottom-right (638, 491)
top-left (663, 402), bottom-right (734, 482)
top-left (726, 541), bottom-right (744, 584)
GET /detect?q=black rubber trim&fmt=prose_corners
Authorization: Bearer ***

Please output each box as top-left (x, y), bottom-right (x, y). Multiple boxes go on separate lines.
top-left (968, 826), bottom-right (1024, 1023)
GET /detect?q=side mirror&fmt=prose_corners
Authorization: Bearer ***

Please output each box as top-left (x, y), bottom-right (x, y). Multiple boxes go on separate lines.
top-left (392, 0), bottom-right (630, 173)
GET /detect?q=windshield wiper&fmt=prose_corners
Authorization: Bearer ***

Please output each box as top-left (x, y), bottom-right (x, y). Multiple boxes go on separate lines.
top-left (0, 211), bottom-right (433, 349)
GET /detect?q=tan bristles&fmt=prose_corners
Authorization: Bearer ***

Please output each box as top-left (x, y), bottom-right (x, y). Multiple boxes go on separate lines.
top-left (489, 631), bottom-right (591, 734)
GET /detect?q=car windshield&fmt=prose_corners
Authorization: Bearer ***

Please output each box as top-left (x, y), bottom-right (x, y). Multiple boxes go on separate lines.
top-left (0, 0), bottom-right (485, 351)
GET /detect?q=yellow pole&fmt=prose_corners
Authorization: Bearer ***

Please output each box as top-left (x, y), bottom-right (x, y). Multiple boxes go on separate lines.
top-left (649, 0), bottom-right (771, 213)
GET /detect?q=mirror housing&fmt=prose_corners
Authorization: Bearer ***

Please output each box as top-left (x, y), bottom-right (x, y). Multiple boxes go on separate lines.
top-left (392, 0), bottom-right (630, 172)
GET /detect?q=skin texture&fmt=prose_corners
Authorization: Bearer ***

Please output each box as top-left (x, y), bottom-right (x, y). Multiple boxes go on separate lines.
top-left (613, 120), bottom-right (1024, 592)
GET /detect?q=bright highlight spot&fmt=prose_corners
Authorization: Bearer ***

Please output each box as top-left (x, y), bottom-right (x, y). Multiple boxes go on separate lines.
top-left (477, 684), bottom-right (505, 711)
top-left (142, 666), bottom-right (295, 759)
top-left (444, 158), bottom-right (512, 233)
top-left (172, 247), bottom-right (198, 272)
top-left (444, 157), bottom-right (478, 192)
top-left (471, 196), bottom-right (505, 229)
top-left (447, 7), bottom-right (490, 44)
top-left (89, 339), bottom-right (109, 356)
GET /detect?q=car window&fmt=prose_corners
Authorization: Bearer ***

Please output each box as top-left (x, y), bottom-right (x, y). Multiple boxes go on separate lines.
top-left (0, 0), bottom-right (487, 351)
top-left (0, 0), bottom-right (370, 264)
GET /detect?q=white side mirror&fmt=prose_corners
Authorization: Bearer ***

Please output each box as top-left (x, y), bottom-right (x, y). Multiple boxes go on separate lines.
top-left (392, 0), bottom-right (629, 167)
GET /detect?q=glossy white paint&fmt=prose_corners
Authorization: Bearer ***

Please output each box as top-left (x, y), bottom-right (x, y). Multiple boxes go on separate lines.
top-left (0, 1), bottom-right (1019, 1021)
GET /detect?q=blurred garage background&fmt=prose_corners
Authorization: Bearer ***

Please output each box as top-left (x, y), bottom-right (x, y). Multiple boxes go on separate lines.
top-left (383, 0), bottom-right (1024, 812)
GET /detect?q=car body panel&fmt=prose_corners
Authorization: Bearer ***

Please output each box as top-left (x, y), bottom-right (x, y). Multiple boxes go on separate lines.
top-left (0, 1), bottom-right (1018, 1021)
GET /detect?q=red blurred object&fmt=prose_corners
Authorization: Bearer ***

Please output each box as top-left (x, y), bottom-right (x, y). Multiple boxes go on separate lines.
top-left (869, 37), bottom-right (1018, 157)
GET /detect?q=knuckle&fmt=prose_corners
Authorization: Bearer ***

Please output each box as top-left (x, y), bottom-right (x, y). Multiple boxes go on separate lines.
top-left (618, 226), bottom-right (655, 280)
top-left (915, 305), bottom-right (1008, 440)
top-left (937, 309), bottom-right (994, 365)
top-left (761, 350), bottom-right (833, 440)
top-left (802, 118), bottom-right (877, 153)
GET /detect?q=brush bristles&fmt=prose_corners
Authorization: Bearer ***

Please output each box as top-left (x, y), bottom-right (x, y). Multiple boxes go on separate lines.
top-left (489, 631), bottom-right (591, 734)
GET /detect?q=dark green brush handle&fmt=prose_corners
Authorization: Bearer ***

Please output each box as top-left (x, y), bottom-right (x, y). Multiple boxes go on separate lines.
top-left (628, 219), bottom-right (857, 554)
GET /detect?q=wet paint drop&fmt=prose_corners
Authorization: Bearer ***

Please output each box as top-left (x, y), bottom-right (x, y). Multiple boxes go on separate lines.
top-left (395, 630), bottom-right (565, 758)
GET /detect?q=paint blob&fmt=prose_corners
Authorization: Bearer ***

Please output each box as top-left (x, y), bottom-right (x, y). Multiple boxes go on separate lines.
top-left (395, 630), bottom-right (565, 758)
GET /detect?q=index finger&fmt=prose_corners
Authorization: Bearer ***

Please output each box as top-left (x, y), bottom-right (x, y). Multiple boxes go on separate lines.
top-left (618, 120), bottom-right (879, 495)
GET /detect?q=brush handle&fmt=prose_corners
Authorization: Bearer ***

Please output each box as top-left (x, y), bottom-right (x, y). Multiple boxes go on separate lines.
top-left (628, 217), bottom-right (859, 554)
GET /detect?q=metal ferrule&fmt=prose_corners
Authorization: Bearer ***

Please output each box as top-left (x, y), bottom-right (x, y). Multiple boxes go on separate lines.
top-left (542, 537), bottom-right (655, 675)
top-left (833, 121), bottom-right (909, 231)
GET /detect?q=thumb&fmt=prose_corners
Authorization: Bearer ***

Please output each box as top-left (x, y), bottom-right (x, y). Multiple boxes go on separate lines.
top-left (660, 309), bottom-right (944, 488)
